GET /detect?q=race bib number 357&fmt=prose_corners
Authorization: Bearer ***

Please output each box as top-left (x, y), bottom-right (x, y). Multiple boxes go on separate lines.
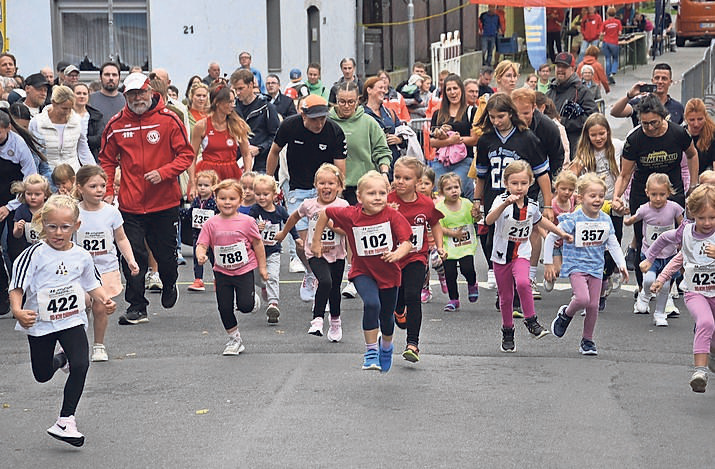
top-left (353, 222), bottom-right (393, 256)
top-left (575, 221), bottom-right (609, 247)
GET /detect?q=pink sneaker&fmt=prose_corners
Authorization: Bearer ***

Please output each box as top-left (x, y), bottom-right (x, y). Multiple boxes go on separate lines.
top-left (420, 288), bottom-right (432, 303)
top-left (438, 274), bottom-right (448, 294)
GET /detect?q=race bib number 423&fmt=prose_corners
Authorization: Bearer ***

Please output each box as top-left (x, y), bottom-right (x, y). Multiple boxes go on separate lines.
top-left (575, 221), bottom-right (609, 247)
top-left (37, 283), bottom-right (85, 322)
top-left (353, 222), bottom-right (393, 256)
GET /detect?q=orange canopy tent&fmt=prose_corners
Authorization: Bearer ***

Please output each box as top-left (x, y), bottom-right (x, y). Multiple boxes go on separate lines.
top-left (469, 1), bottom-right (622, 7)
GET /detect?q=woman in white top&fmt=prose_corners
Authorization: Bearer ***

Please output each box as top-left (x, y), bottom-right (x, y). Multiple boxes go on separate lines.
top-left (29, 85), bottom-right (94, 183)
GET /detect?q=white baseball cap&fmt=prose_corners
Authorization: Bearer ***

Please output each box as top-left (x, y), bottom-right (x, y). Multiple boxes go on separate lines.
top-left (123, 72), bottom-right (150, 92)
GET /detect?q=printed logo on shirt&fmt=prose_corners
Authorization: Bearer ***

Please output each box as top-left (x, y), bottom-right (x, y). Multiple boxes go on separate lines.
top-left (56, 262), bottom-right (68, 276)
top-left (294, 140), bottom-right (304, 145)
top-left (496, 250), bottom-right (504, 259)
top-left (318, 144), bottom-right (327, 151)
top-left (122, 131), bottom-right (134, 139)
top-left (7, 150), bottom-right (13, 156)
top-left (146, 130), bottom-right (161, 144)
top-left (227, 139), bottom-right (234, 147)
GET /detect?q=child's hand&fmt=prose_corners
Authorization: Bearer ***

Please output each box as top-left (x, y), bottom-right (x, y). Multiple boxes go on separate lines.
top-left (311, 241), bottom-right (323, 259)
top-left (295, 238), bottom-right (304, 249)
top-left (382, 250), bottom-right (403, 263)
top-left (639, 259), bottom-right (652, 273)
top-left (17, 220), bottom-right (25, 230)
top-left (257, 220), bottom-right (266, 231)
top-left (14, 309), bottom-right (37, 328)
top-left (128, 260), bottom-right (140, 276)
top-left (274, 231), bottom-right (286, 243)
top-left (197, 254), bottom-right (208, 265)
top-left (544, 264), bottom-right (559, 282)
top-left (505, 194), bottom-right (520, 205)
top-left (471, 202), bottom-right (482, 221)
top-left (103, 299), bottom-right (117, 315)
top-left (452, 227), bottom-right (466, 240)
top-left (559, 230), bottom-right (573, 243)
top-left (619, 266), bottom-right (630, 283)
top-left (437, 247), bottom-right (447, 260)
top-left (650, 279), bottom-right (663, 294)
top-left (705, 243), bottom-right (715, 259)
top-left (259, 267), bottom-right (269, 281)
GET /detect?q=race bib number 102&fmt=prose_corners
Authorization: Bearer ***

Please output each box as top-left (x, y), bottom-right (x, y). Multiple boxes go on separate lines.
top-left (353, 222), bottom-right (393, 256)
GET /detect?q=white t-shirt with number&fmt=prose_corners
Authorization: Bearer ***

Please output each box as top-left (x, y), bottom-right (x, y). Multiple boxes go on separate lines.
top-left (76, 203), bottom-right (124, 274)
top-left (490, 195), bottom-right (542, 264)
top-left (11, 242), bottom-right (101, 336)
top-left (682, 224), bottom-right (715, 297)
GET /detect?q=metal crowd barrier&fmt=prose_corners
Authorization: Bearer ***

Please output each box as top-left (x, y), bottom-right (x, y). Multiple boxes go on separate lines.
top-left (682, 39), bottom-right (715, 108)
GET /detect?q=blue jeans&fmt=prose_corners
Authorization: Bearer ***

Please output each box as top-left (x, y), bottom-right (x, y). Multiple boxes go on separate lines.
top-left (430, 157), bottom-right (474, 200)
top-left (352, 275), bottom-right (398, 335)
top-left (285, 187), bottom-right (317, 231)
top-left (602, 42), bottom-right (619, 75)
top-left (481, 36), bottom-right (496, 65)
top-left (578, 39), bottom-right (600, 63)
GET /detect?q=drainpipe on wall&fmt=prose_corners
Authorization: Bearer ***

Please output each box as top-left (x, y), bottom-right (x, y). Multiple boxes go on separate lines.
top-left (356, 0), bottom-right (365, 79)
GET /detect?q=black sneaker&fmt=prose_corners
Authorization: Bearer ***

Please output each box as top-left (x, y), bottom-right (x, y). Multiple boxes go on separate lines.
top-left (608, 75), bottom-right (616, 85)
top-left (119, 310), bottom-right (148, 325)
top-left (500, 327), bottom-right (516, 353)
top-left (598, 296), bottom-right (607, 312)
top-left (579, 338), bottom-right (598, 356)
top-left (550, 305), bottom-right (572, 338)
top-left (625, 247), bottom-right (637, 271)
top-left (161, 283), bottom-right (179, 309)
top-left (524, 316), bottom-right (550, 338)
top-left (0, 297), bottom-right (9, 315)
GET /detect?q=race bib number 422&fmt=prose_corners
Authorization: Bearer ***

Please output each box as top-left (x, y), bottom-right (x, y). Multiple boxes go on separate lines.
top-left (37, 283), bottom-right (85, 322)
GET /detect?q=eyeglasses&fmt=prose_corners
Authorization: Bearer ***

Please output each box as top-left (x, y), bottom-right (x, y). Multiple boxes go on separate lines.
top-left (337, 99), bottom-right (357, 106)
top-left (640, 119), bottom-right (662, 129)
top-left (44, 223), bottom-right (74, 233)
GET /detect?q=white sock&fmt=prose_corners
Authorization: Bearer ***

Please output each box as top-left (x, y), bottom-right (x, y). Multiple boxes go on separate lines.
top-left (229, 329), bottom-right (241, 340)
top-left (529, 266), bottom-right (537, 281)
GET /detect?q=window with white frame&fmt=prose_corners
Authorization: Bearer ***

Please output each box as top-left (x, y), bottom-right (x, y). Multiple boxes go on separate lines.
top-left (53, 0), bottom-right (149, 71)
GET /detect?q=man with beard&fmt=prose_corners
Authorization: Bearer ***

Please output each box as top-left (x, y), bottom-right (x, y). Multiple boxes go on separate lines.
top-left (89, 62), bottom-right (125, 134)
top-left (99, 73), bottom-right (194, 325)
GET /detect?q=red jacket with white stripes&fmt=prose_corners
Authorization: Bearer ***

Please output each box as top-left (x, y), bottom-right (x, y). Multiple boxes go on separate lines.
top-left (99, 93), bottom-right (193, 214)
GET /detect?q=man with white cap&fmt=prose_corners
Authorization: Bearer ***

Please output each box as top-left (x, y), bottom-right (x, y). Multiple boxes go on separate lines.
top-left (99, 72), bottom-right (194, 325)
top-left (62, 65), bottom-right (80, 87)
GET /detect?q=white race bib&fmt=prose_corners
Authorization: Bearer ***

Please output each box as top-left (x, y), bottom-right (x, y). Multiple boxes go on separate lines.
top-left (192, 208), bottom-right (214, 229)
top-left (684, 264), bottom-right (715, 294)
top-left (645, 224), bottom-right (674, 244)
top-left (353, 222), bottom-right (393, 256)
top-left (447, 224), bottom-right (476, 249)
top-left (409, 225), bottom-right (424, 252)
top-left (575, 221), bottom-right (609, 247)
top-left (261, 223), bottom-right (280, 246)
top-left (77, 230), bottom-right (109, 255)
top-left (37, 283), bottom-right (85, 322)
top-left (309, 217), bottom-right (341, 248)
top-left (214, 242), bottom-right (249, 270)
top-left (24, 223), bottom-right (40, 244)
top-left (502, 217), bottom-right (532, 243)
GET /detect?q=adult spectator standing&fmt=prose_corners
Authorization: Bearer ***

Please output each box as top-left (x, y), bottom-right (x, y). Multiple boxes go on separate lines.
top-left (363, 76), bottom-right (406, 170)
top-left (684, 98), bottom-right (715, 173)
top-left (480, 5), bottom-right (502, 67)
top-left (265, 74), bottom-right (297, 119)
top-left (601, 7), bottom-right (622, 85)
top-left (40, 67), bottom-right (54, 86)
top-left (328, 58), bottom-right (363, 105)
top-left (0, 53), bottom-right (17, 78)
top-left (576, 45), bottom-right (610, 94)
top-left (238, 51), bottom-right (266, 94)
top-left (63, 65), bottom-right (80, 87)
top-left (305, 63), bottom-right (329, 100)
top-left (232, 69), bottom-right (280, 173)
top-left (21, 73), bottom-right (50, 117)
top-left (546, 52), bottom-right (597, 158)
top-left (377, 70), bottom-right (410, 123)
top-left (151, 68), bottom-right (189, 129)
top-left (536, 64), bottom-right (551, 94)
top-left (89, 62), bottom-right (125, 134)
top-left (187, 82), bottom-right (210, 131)
top-left (478, 66), bottom-right (496, 97)
top-left (610, 63), bottom-right (684, 127)
top-left (203, 62), bottom-right (221, 86)
top-left (546, 8), bottom-right (565, 64)
top-left (71, 82), bottom-right (103, 160)
top-left (53, 61), bottom-right (70, 86)
top-left (578, 7), bottom-right (603, 62)
top-left (99, 73), bottom-right (194, 324)
top-left (464, 79), bottom-right (480, 107)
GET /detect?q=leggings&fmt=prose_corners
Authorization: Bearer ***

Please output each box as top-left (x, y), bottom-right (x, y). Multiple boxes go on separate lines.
top-left (443, 255), bottom-right (477, 300)
top-left (192, 237), bottom-right (214, 279)
top-left (494, 258), bottom-right (534, 328)
top-left (480, 228), bottom-right (494, 271)
top-left (27, 325), bottom-right (89, 418)
top-left (564, 272), bottom-right (602, 340)
top-left (214, 270), bottom-right (255, 330)
top-left (353, 275), bottom-right (397, 336)
top-left (685, 292), bottom-right (715, 354)
top-left (308, 257), bottom-right (345, 319)
top-left (396, 261), bottom-right (427, 347)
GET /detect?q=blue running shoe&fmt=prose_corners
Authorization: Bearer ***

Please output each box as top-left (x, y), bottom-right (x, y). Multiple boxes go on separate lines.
top-left (550, 305), bottom-right (572, 338)
top-left (362, 350), bottom-right (381, 371)
top-left (379, 341), bottom-right (394, 373)
top-left (579, 338), bottom-right (598, 356)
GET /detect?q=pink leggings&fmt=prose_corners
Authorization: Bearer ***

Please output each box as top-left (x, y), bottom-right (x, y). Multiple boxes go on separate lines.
top-left (684, 292), bottom-right (715, 354)
top-left (565, 272), bottom-right (601, 341)
top-left (494, 258), bottom-right (534, 328)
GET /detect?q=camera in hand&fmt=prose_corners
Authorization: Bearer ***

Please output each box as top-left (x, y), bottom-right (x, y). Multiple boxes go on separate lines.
top-left (640, 84), bottom-right (657, 93)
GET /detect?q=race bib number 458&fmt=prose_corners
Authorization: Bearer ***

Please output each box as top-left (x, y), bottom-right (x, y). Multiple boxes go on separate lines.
top-left (353, 222), bottom-right (393, 256)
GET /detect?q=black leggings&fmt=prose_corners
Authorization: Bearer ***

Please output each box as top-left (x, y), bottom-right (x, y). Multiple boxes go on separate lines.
top-left (444, 255), bottom-right (477, 300)
top-left (309, 257), bottom-right (345, 319)
top-left (395, 261), bottom-right (426, 347)
top-left (603, 214), bottom-right (624, 278)
top-left (214, 270), bottom-right (255, 330)
top-left (27, 325), bottom-right (89, 418)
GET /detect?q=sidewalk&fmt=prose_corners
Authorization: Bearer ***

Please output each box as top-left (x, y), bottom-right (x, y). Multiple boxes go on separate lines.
top-left (603, 44), bottom-right (706, 139)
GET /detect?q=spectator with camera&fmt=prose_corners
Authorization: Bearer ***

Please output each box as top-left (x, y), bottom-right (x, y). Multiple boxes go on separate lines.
top-left (545, 52), bottom-right (597, 158)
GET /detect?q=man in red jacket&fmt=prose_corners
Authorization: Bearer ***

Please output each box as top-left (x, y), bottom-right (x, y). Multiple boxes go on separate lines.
top-left (99, 72), bottom-right (194, 325)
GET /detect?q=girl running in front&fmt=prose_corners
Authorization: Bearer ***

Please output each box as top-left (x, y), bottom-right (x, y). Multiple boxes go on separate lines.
top-left (51, 163), bottom-right (75, 195)
top-left (545, 173), bottom-right (628, 356)
top-left (10, 174), bottom-right (51, 261)
top-left (625, 173), bottom-right (683, 325)
top-left (74, 165), bottom-right (139, 362)
top-left (436, 173), bottom-right (479, 311)
top-left (485, 161), bottom-right (571, 353)
top-left (187, 170), bottom-right (219, 292)
top-left (10, 194), bottom-right (117, 447)
top-left (249, 174), bottom-right (300, 325)
top-left (650, 184), bottom-right (715, 392)
top-left (543, 170), bottom-right (578, 292)
top-left (239, 171), bottom-right (257, 215)
top-left (417, 167), bottom-right (447, 303)
top-left (389, 157), bottom-right (445, 362)
top-left (277, 163), bottom-right (348, 340)
top-left (196, 179), bottom-right (268, 355)
top-left (311, 170), bottom-right (412, 372)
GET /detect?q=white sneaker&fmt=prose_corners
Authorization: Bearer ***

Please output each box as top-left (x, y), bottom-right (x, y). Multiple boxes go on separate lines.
top-left (543, 278), bottom-right (554, 292)
top-left (530, 278), bottom-right (541, 300)
top-left (147, 271), bottom-right (163, 293)
top-left (654, 315), bottom-right (669, 327)
top-left (251, 292), bottom-right (261, 313)
top-left (222, 336), bottom-right (245, 355)
top-left (665, 296), bottom-right (680, 317)
top-left (634, 290), bottom-right (651, 314)
top-left (487, 269), bottom-right (497, 289)
top-left (289, 256), bottom-right (305, 273)
top-left (327, 317), bottom-right (343, 342)
top-left (341, 281), bottom-right (357, 299)
top-left (308, 317), bottom-right (324, 336)
top-left (690, 369), bottom-right (708, 393)
top-left (670, 281), bottom-right (680, 299)
top-left (47, 415), bottom-right (84, 447)
top-left (300, 273), bottom-right (317, 302)
top-left (610, 272), bottom-right (622, 291)
top-left (266, 303), bottom-right (280, 324)
top-left (91, 344), bottom-right (108, 362)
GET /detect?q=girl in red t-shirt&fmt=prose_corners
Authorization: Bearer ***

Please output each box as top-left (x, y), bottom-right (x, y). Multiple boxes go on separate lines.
top-left (312, 171), bottom-right (412, 372)
top-left (388, 157), bottom-right (445, 363)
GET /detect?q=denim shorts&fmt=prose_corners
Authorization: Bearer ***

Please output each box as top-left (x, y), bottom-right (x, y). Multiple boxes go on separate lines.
top-left (286, 188), bottom-right (317, 231)
top-left (640, 253), bottom-right (681, 280)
